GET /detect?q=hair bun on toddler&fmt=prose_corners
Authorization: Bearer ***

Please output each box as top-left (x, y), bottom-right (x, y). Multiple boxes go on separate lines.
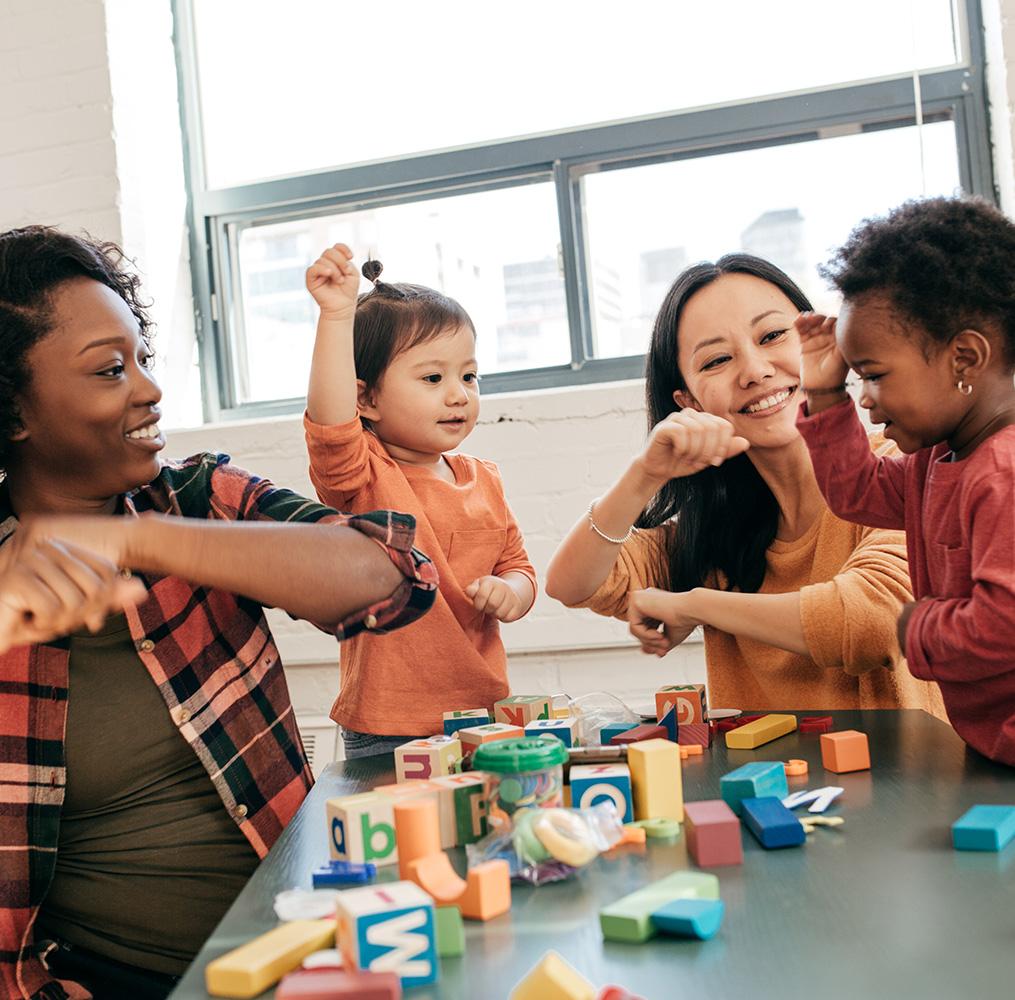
top-left (362, 259), bottom-right (384, 284)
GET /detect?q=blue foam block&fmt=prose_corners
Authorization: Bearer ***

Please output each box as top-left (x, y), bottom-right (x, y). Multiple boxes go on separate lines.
top-left (312, 860), bottom-right (377, 886)
top-left (740, 796), bottom-right (806, 849)
top-left (952, 804), bottom-right (1015, 851)
top-left (719, 762), bottom-right (789, 816)
top-left (658, 705), bottom-right (678, 742)
top-left (651, 898), bottom-right (725, 940)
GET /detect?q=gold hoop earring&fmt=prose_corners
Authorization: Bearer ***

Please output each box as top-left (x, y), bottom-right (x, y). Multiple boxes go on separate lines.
top-left (957, 379), bottom-right (973, 396)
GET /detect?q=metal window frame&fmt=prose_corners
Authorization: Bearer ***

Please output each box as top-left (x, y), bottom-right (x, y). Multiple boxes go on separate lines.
top-left (173, 0), bottom-right (994, 422)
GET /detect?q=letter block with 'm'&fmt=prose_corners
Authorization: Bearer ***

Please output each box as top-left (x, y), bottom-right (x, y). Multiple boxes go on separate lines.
top-left (569, 763), bottom-right (633, 823)
top-left (327, 792), bottom-right (398, 867)
top-left (336, 881), bottom-right (438, 989)
top-left (395, 737), bottom-right (462, 783)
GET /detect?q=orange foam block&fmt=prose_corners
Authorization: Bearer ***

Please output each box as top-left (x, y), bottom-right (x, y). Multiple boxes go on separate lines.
top-left (457, 859), bottom-right (511, 921)
top-left (393, 798), bottom-right (441, 880)
top-left (405, 852), bottom-right (466, 905)
top-left (820, 730), bottom-right (870, 773)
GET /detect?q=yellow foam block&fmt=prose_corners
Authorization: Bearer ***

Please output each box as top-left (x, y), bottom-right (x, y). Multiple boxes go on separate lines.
top-left (627, 738), bottom-right (683, 822)
top-left (205, 919), bottom-right (336, 998)
top-left (725, 713), bottom-right (797, 750)
top-left (509, 950), bottom-right (596, 1000)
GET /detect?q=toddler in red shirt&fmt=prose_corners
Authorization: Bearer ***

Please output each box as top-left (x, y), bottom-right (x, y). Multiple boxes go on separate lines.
top-left (795, 196), bottom-right (1015, 766)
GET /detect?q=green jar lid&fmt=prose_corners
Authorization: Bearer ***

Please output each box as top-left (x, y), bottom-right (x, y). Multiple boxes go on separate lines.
top-left (472, 737), bottom-right (568, 773)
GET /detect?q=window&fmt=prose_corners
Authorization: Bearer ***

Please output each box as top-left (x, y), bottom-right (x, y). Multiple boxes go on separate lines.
top-left (175, 0), bottom-right (992, 419)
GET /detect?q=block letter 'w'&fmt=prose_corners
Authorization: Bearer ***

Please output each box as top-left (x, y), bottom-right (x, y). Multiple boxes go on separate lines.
top-left (366, 910), bottom-right (432, 977)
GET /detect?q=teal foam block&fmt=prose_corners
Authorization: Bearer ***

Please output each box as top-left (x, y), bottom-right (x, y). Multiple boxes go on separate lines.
top-left (952, 804), bottom-right (1015, 851)
top-left (651, 898), bottom-right (725, 940)
top-left (600, 871), bottom-right (720, 943)
top-left (719, 761), bottom-right (789, 816)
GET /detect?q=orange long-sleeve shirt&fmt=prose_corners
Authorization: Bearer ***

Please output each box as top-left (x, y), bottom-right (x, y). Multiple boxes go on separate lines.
top-left (305, 414), bottom-right (536, 735)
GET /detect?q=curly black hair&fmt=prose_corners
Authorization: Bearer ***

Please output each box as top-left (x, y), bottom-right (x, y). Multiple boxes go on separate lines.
top-left (820, 196), bottom-right (1015, 366)
top-left (0, 226), bottom-right (154, 473)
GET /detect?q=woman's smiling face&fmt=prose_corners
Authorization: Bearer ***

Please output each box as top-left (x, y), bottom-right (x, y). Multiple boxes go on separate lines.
top-left (11, 276), bottom-right (164, 500)
top-left (675, 272), bottom-right (804, 449)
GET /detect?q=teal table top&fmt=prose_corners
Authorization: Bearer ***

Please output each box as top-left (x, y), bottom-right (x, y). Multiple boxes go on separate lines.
top-left (169, 709), bottom-right (1015, 1000)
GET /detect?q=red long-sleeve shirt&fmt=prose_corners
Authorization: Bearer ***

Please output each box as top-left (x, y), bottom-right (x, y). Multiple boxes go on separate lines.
top-left (798, 400), bottom-right (1015, 766)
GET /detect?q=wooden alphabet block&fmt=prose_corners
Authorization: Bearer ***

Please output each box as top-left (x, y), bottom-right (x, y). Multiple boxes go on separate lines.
top-left (820, 730), bottom-right (870, 773)
top-left (509, 950), bottom-right (596, 1000)
top-left (725, 713), bottom-right (797, 750)
top-left (494, 695), bottom-right (551, 728)
top-left (429, 773), bottom-right (488, 846)
top-left (655, 684), bottom-right (706, 725)
top-left (443, 709), bottom-right (491, 736)
top-left (206, 919), bottom-right (336, 998)
top-left (335, 881), bottom-right (438, 989)
top-left (683, 799), bottom-right (742, 867)
top-left (326, 793), bottom-right (398, 867)
top-left (719, 761), bottom-right (788, 816)
top-left (394, 736), bottom-right (461, 782)
top-left (457, 722), bottom-right (524, 753)
top-left (627, 738), bottom-right (683, 822)
top-left (569, 763), bottom-right (634, 824)
top-left (600, 871), bottom-right (719, 943)
top-left (525, 717), bottom-right (577, 747)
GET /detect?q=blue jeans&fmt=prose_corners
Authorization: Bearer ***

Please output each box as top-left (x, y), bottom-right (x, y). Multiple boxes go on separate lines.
top-left (341, 728), bottom-right (425, 760)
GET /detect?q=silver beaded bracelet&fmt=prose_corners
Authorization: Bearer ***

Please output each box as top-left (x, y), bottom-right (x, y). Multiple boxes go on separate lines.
top-left (587, 498), bottom-right (636, 545)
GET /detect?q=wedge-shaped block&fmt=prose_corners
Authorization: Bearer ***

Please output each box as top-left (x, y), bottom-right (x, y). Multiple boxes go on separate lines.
top-left (435, 905), bottom-right (465, 957)
top-left (725, 713), bottom-right (797, 750)
top-left (741, 796), bottom-right (806, 849)
top-left (651, 898), bottom-right (725, 940)
top-left (600, 871), bottom-right (719, 943)
top-left (952, 804), bottom-right (1015, 851)
top-left (395, 736), bottom-right (461, 782)
top-left (275, 968), bottom-right (401, 999)
top-left (628, 739), bottom-right (683, 821)
top-left (429, 773), bottom-right (488, 846)
top-left (443, 709), bottom-right (491, 736)
top-left (599, 722), bottom-right (637, 745)
top-left (655, 684), bottom-right (707, 725)
top-left (569, 764), bottom-right (633, 824)
top-left (327, 793), bottom-right (398, 866)
top-left (494, 695), bottom-right (551, 728)
top-left (720, 761), bottom-right (788, 816)
top-left (526, 717), bottom-right (577, 747)
top-left (820, 730), bottom-right (870, 773)
top-left (335, 881), bottom-right (437, 989)
top-left (206, 919), bottom-right (336, 999)
top-left (683, 799), bottom-right (742, 867)
top-left (611, 723), bottom-right (667, 746)
top-left (658, 705), bottom-right (678, 743)
top-left (509, 950), bottom-right (596, 1000)
top-left (458, 722), bottom-right (524, 753)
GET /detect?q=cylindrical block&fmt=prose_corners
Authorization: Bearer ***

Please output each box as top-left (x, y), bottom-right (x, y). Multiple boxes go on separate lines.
top-left (394, 797), bottom-right (441, 879)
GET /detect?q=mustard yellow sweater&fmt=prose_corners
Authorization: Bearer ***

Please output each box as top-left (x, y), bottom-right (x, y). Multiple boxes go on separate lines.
top-left (572, 488), bottom-right (945, 717)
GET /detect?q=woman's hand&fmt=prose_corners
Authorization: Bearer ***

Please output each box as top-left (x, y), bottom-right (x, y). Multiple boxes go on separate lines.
top-left (634, 410), bottom-right (750, 487)
top-left (0, 535), bottom-right (146, 653)
top-left (795, 312), bottom-right (849, 392)
top-left (306, 243), bottom-right (360, 321)
top-left (628, 587), bottom-right (701, 657)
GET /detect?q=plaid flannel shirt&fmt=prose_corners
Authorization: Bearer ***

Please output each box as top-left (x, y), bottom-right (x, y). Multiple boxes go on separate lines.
top-left (0, 453), bottom-right (437, 1000)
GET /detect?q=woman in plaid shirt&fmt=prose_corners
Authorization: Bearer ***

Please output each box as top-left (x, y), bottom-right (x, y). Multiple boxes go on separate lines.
top-left (0, 227), bottom-right (438, 1000)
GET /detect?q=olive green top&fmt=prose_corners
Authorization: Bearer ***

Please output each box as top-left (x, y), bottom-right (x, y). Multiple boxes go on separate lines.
top-left (37, 613), bottom-right (258, 976)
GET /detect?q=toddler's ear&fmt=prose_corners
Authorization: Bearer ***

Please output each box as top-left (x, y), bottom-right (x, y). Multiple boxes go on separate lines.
top-left (356, 379), bottom-right (381, 421)
top-left (673, 389), bottom-right (702, 412)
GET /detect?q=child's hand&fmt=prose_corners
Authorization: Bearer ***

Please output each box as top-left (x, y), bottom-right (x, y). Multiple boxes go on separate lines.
top-left (795, 312), bottom-right (849, 392)
top-left (465, 575), bottom-right (525, 623)
top-left (628, 588), bottom-right (700, 657)
top-left (635, 411), bottom-right (749, 487)
top-left (306, 244), bottom-right (360, 321)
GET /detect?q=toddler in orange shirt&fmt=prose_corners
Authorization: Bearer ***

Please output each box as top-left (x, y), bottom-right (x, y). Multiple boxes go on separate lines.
top-left (304, 244), bottom-right (537, 757)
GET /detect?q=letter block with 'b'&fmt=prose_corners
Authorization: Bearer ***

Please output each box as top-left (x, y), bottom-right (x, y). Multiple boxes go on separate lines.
top-left (336, 881), bottom-right (438, 989)
top-left (326, 792), bottom-right (398, 867)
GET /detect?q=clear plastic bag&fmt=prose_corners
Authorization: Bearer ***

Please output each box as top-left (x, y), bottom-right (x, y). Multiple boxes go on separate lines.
top-left (566, 691), bottom-right (642, 746)
top-left (466, 800), bottom-right (624, 885)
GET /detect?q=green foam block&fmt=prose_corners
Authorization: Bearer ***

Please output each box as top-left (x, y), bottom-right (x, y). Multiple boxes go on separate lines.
top-left (600, 871), bottom-right (720, 943)
top-left (436, 905), bottom-right (465, 957)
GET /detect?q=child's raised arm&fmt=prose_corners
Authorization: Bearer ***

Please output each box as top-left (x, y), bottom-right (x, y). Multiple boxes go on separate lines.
top-left (306, 243), bottom-right (361, 426)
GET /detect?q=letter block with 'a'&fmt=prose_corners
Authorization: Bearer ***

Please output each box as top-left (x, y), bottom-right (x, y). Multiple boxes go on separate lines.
top-left (326, 792), bottom-right (398, 867)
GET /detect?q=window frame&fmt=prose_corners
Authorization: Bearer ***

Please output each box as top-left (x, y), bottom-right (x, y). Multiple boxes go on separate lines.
top-left (173, 0), bottom-right (994, 422)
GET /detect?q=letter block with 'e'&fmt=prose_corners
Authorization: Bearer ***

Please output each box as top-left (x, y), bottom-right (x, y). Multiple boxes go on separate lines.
top-left (335, 881), bottom-right (438, 989)
top-left (327, 792), bottom-right (398, 867)
top-left (395, 737), bottom-right (462, 783)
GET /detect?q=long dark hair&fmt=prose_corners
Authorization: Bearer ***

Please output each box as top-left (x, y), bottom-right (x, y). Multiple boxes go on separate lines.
top-left (637, 254), bottom-right (812, 594)
top-left (0, 226), bottom-right (153, 474)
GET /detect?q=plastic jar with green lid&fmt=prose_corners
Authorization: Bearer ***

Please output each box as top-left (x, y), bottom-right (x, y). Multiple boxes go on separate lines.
top-left (472, 738), bottom-right (567, 826)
